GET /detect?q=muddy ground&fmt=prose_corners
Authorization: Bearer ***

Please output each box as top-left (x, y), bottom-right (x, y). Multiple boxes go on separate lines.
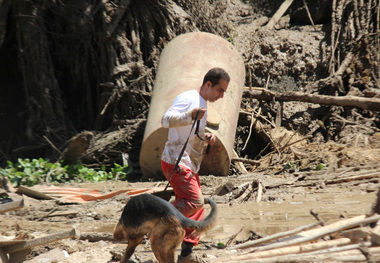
top-left (1, 163), bottom-right (379, 262)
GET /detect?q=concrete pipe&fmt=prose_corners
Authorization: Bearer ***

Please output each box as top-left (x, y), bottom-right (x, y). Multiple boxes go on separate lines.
top-left (140, 32), bottom-right (245, 179)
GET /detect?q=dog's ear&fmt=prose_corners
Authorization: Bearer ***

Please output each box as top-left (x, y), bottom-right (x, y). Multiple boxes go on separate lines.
top-left (113, 221), bottom-right (128, 240)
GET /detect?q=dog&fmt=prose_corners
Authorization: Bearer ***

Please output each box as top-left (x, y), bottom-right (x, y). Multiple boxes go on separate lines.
top-left (113, 193), bottom-right (217, 263)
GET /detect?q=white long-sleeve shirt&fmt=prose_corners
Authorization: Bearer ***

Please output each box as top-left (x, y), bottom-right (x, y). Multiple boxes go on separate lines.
top-left (161, 89), bottom-right (207, 173)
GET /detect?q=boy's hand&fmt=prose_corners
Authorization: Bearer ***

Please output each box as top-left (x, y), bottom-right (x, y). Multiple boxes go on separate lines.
top-left (205, 133), bottom-right (216, 145)
top-left (191, 107), bottom-right (207, 120)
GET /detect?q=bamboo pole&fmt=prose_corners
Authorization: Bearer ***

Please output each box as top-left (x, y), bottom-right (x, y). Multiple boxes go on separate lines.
top-left (253, 214), bottom-right (380, 253)
top-left (232, 221), bottom-right (323, 250)
top-left (214, 246), bottom-right (380, 263)
top-left (216, 238), bottom-right (351, 262)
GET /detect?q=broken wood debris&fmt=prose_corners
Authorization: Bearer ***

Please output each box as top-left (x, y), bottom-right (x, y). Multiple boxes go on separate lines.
top-left (0, 199), bottom-right (24, 214)
top-left (0, 228), bottom-right (78, 263)
top-left (214, 179), bottom-right (266, 204)
top-left (209, 214), bottom-right (380, 262)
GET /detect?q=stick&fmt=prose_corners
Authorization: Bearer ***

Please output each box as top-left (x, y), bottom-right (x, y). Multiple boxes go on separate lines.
top-left (232, 150), bottom-right (248, 174)
top-left (37, 207), bottom-right (58, 221)
top-left (302, 0), bottom-right (316, 30)
top-left (244, 87), bottom-right (380, 112)
top-left (265, 0), bottom-right (295, 29)
top-left (233, 221), bottom-right (323, 250)
top-left (256, 182), bottom-right (263, 203)
top-left (310, 210), bottom-right (326, 226)
top-left (225, 227), bottom-right (245, 247)
top-left (231, 157), bottom-right (260, 166)
top-left (242, 110), bottom-right (256, 151)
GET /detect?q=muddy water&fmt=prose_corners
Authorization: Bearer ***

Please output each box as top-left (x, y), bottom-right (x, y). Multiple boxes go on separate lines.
top-left (77, 181), bottom-right (377, 243)
top-left (7, 181), bottom-right (373, 245)
top-left (204, 187), bottom-right (376, 241)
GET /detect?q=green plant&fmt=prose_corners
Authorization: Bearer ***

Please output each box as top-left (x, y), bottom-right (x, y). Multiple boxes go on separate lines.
top-left (314, 163), bottom-right (326, 171)
top-left (0, 158), bottom-right (132, 187)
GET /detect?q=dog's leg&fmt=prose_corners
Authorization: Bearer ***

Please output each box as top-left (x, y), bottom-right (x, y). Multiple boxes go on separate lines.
top-left (150, 219), bottom-right (185, 263)
top-left (120, 236), bottom-right (144, 263)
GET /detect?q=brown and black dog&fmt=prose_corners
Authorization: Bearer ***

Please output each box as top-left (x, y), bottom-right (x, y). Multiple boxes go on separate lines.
top-left (113, 193), bottom-right (217, 263)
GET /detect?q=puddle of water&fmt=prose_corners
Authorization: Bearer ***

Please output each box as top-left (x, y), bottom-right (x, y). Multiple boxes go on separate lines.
top-left (203, 188), bottom-right (376, 241)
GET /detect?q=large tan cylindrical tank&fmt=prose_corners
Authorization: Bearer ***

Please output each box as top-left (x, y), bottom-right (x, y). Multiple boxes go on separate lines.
top-left (140, 32), bottom-right (245, 179)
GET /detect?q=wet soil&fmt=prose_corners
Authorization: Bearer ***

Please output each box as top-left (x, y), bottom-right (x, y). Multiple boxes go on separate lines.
top-left (1, 168), bottom-right (378, 262)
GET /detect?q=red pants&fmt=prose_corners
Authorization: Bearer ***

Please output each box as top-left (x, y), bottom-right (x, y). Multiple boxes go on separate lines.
top-left (161, 160), bottom-right (204, 246)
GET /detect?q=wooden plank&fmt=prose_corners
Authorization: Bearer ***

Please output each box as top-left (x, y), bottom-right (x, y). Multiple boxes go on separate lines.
top-left (3, 228), bottom-right (78, 254)
top-left (15, 186), bottom-right (53, 200)
top-left (0, 199), bottom-right (24, 214)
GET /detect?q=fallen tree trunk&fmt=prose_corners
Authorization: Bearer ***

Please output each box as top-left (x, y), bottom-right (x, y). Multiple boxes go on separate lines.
top-left (244, 88), bottom-right (380, 112)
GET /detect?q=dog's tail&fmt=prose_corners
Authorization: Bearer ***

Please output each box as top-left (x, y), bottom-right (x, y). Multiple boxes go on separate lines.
top-left (179, 198), bottom-right (218, 232)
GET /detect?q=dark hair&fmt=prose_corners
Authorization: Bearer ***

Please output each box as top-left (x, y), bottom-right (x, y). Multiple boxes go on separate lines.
top-left (202, 67), bottom-right (230, 86)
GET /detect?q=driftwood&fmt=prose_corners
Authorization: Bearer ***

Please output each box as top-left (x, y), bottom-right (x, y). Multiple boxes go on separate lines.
top-left (244, 87), bottom-right (380, 112)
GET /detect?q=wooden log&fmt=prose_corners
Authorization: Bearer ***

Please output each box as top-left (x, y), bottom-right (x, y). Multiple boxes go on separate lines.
top-left (0, 199), bottom-right (24, 214)
top-left (244, 88), bottom-right (380, 112)
top-left (79, 232), bottom-right (116, 242)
